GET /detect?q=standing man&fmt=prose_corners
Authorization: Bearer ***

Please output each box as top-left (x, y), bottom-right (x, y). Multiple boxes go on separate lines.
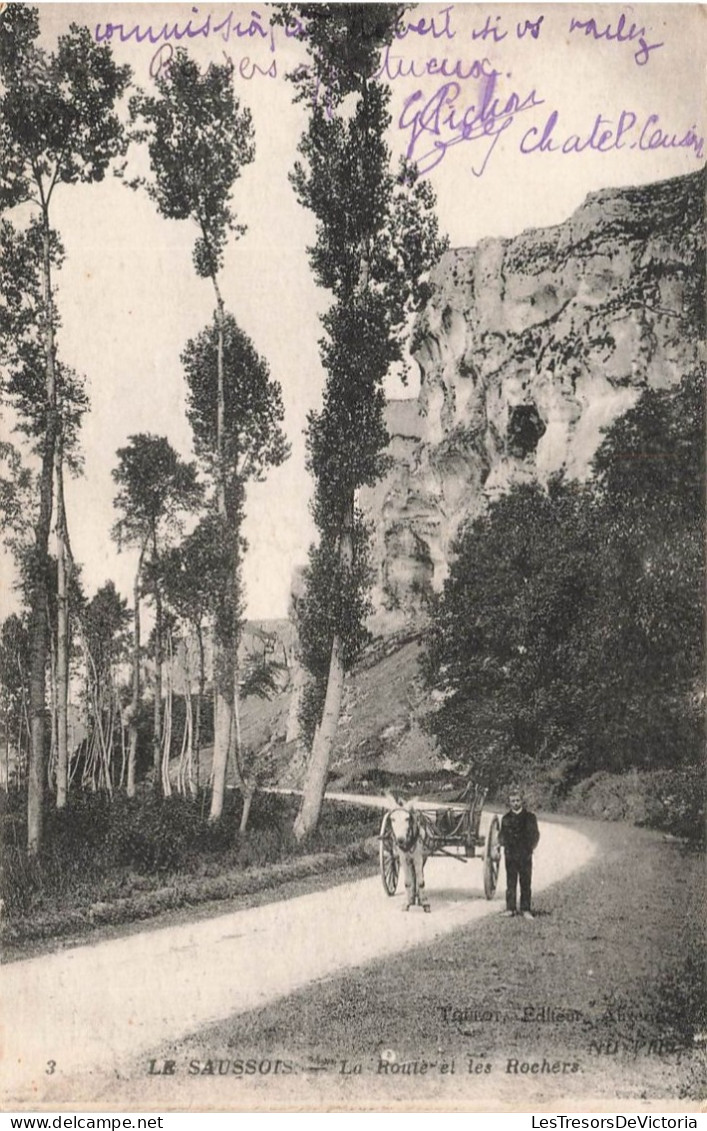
top-left (498, 786), bottom-right (540, 919)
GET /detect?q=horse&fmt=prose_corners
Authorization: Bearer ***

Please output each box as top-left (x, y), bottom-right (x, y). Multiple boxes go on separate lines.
top-left (385, 795), bottom-right (432, 912)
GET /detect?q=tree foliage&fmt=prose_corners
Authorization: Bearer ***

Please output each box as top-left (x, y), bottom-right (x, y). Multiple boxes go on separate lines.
top-left (82, 581), bottom-right (131, 687)
top-left (0, 218), bottom-right (88, 461)
top-left (128, 51), bottom-right (253, 279)
top-left (294, 512), bottom-right (374, 744)
top-left (181, 316), bottom-right (289, 652)
top-left (289, 3), bottom-right (446, 588)
top-left (294, 89), bottom-right (446, 535)
top-left (275, 4), bottom-right (408, 103)
top-left (0, 6), bottom-right (131, 211)
top-left (423, 369), bottom-right (705, 794)
top-left (182, 314), bottom-right (290, 494)
top-left (279, 3), bottom-right (446, 837)
top-left (112, 434), bottom-right (202, 552)
top-left (0, 441), bottom-right (36, 559)
top-left (158, 517), bottom-right (224, 632)
top-left (0, 218), bottom-right (61, 364)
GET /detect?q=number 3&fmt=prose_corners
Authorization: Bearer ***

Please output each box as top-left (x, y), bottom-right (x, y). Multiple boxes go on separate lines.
top-left (46, 1060), bottom-right (56, 1075)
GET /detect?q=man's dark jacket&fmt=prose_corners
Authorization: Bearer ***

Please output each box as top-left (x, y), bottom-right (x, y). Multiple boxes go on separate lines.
top-left (499, 808), bottom-right (540, 858)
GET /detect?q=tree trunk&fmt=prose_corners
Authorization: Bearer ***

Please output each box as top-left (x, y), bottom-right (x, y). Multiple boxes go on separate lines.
top-left (28, 207), bottom-right (59, 857)
top-left (181, 638), bottom-right (195, 797)
top-left (194, 622), bottom-right (204, 791)
top-left (209, 282), bottom-right (234, 822)
top-left (4, 710), bottom-right (9, 791)
top-left (293, 634), bottom-right (345, 840)
top-left (118, 690), bottom-right (127, 789)
top-left (209, 659), bottom-right (232, 821)
top-left (151, 540), bottom-right (163, 792)
top-left (126, 546), bottom-right (146, 798)
top-left (233, 662), bottom-right (244, 783)
top-left (161, 626), bottom-right (172, 797)
top-left (178, 666), bottom-right (194, 798)
top-left (211, 681), bottom-right (217, 785)
top-left (285, 653), bottom-right (306, 745)
top-left (100, 689), bottom-right (114, 796)
top-left (18, 656), bottom-right (30, 790)
top-left (294, 496), bottom-right (354, 841)
top-left (48, 614), bottom-right (57, 790)
top-left (54, 443), bottom-right (69, 809)
top-left (14, 715), bottom-right (22, 790)
top-left (239, 783), bottom-right (254, 834)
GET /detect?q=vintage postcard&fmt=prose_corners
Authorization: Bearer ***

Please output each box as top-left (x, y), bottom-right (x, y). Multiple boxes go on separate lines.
top-left (0, 1), bottom-right (705, 1114)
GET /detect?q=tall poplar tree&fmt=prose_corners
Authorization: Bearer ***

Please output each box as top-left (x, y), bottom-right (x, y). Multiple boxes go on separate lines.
top-left (277, 4), bottom-right (447, 839)
top-left (182, 316), bottom-right (288, 819)
top-left (0, 5), bottom-right (130, 853)
top-left (129, 51), bottom-right (256, 816)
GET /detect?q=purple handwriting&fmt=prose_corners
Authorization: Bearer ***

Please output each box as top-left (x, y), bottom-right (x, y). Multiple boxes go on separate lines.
top-left (516, 16), bottom-right (544, 40)
top-left (95, 4), bottom-right (464, 53)
top-left (94, 6), bottom-right (666, 81)
top-left (375, 46), bottom-right (498, 85)
top-left (568, 13), bottom-right (663, 66)
top-left (398, 76), bottom-right (544, 176)
top-left (95, 7), bottom-right (275, 50)
top-left (470, 15), bottom-right (508, 42)
top-left (395, 5), bottom-right (456, 41)
top-left (520, 108), bottom-right (704, 159)
top-left (148, 43), bottom-right (276, 80)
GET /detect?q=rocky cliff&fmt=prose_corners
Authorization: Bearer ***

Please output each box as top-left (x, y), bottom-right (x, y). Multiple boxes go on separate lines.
top-left (362, 169), bottom-right (705, 628)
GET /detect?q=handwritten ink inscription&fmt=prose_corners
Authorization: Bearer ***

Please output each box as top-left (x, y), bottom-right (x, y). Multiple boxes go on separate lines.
top-left (95, 8), bottom-right (276, 48)
top-left (399, 77), bottom-right (545, 176)
top-left (92, 6), bottom-right (666, 73)
top-left (568, 13), bottom-right (663, 67)
top-left (521, 110), bottom-right (704, 161)
top-left (92, 5), bottom-right (704, 176)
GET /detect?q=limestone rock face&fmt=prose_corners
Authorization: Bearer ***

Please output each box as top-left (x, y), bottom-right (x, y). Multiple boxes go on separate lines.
top-left (361, 169), bottom-right (705, 627)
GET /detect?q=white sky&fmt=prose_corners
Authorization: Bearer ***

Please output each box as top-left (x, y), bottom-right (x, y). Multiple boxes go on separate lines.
top-left (3, 2), bottom-right (705, 619)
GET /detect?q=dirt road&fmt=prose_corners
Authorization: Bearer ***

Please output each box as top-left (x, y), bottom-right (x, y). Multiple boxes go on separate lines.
top-left (1, 808), bottom-right (595, 1105)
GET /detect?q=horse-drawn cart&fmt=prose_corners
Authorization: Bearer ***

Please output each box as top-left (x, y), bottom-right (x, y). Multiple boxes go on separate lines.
top-left (379, 783), bottom-right (501, 901)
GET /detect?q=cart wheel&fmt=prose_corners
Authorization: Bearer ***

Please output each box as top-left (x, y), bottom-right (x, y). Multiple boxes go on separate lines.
top-left (379, 812), bottom-right (400, 896)
top-left (483, 815), bottom-right (501, 899)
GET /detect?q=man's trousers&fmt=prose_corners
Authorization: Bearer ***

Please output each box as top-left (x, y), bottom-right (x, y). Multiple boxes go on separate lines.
top-left (505, 853), bottom-right (533, 912)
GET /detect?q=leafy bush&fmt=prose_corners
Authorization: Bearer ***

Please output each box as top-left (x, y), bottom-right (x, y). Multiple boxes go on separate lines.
top-left (103, 795), bottom-right (203, 871)
top-left (557, 767), bottom-right (705, 843)
top-left (2, 849), bottom-right (42, 917)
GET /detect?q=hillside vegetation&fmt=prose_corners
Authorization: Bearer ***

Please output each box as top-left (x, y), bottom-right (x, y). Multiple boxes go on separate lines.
top-left (200, 371), bottom-right (705, 842)
top-left (422, 369), bottom-right (704, 839)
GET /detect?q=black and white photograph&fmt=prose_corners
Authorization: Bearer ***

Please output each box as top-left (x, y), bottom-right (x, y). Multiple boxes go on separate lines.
top-left (0, 1), bottom-right (704, 1112)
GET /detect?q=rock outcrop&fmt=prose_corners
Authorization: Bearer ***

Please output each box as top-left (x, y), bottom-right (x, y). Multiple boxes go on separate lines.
top-left (361, 169), bottom-right (705, 628)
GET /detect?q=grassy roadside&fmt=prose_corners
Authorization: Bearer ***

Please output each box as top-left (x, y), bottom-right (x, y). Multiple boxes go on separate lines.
top-left (1, 850), bottom-right (380, 963)
top-left (1, 793), bottom-right (380, 958)
top-left (146, 816), bottom-right (706, 1108)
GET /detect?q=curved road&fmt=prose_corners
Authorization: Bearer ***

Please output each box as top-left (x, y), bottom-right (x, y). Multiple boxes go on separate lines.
top-left (1, 801), bottom-right (595, 1104)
